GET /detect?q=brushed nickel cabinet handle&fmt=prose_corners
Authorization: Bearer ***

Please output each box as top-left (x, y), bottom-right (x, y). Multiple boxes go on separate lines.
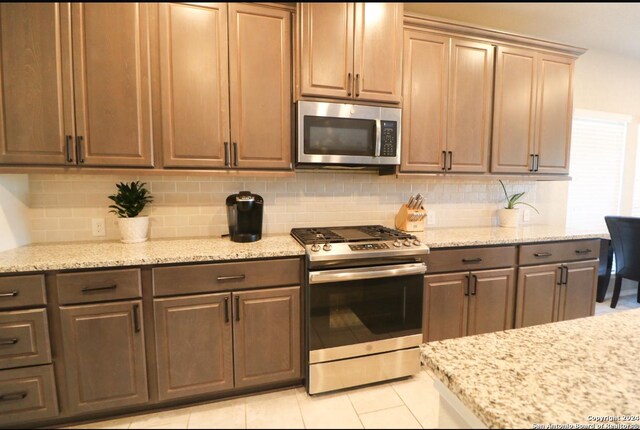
top-left (217, 275), bottom-right (246, 282)
top-left (462, 258), bottom-right (482, 264)
top-left (233, 142), bottom-right (239, 167)
top-left (355, 73), bottom-right (360, 97)
top-left (529, 154), bottom-right (535, 172)
top-left (133, 304), bottom-right (141, 333)
top-left (534, 154), bottom-right (540, 172)
top-left (441, 151), bottom-right (447, 171)
top-left (81, 284), bottom-right (117, 293)
top-left (0, 338), bottom-right (18, 346)
top-left (347, 73), bottom-right (352, 97)
top-left (0, 291), bottom-right (18, 298)
top-left (66, 135), bottom-right (74, 163)
top-left (76, 136), bottom-right (85, 164)
top-left (0, 392), bottom-right (27, 402)
top-left (224, 142), bottom-right (230, 167)
top-left (447, 151), bottom-right (453, 170)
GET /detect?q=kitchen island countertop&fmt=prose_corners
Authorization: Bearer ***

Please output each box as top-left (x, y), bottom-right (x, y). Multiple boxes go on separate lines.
top-left (417, 225), bottom-right (607, 248)
top-left (0, 234), bottom-right (305, 273)
top-left (421, 310), bottom-right (640, 428)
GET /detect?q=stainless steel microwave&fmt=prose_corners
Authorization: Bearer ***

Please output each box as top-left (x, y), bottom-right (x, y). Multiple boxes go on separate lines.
top-left (296, 101), bottom-right (401, 167)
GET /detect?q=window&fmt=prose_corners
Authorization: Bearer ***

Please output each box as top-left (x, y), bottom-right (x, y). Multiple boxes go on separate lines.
top-left (566, 111), bottom-right (629, 231)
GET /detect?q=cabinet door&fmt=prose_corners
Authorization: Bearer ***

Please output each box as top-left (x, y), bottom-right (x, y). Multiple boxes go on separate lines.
top-left (515, 264), bottom-right (561, 328)
top-left (353, 3), bottom-right (402, 103)
top-left (154, 293), bottom-right (233, 401)
top-left (423, 272), bottom-right (468, 342)
top-left (299, 3), bottom-right (354, 99)
top-left (535, 53), bottom-right (574, 174)
top-left (60, 300), bottom-right (147, 414)
top-left (491, 46), bottom-right (537, 173)
top-left (400, 30), bottom-right (448, 173)
top-left (559, 260), bottom-right (598, 321)
top-left (447, 39), bottom-right (494, 173)
top-left (71, 3), bottom-right (153, 167)
top-left (467, 268), bottom-right (515, 336)
top-left (233, 286), bottom-right (300, 388)
top-left (228, 4), bottom-right (292, 170)
top-left (0, 3), bottom-right (75, 165)
top-left (159, 3), bottom-right (230, 168)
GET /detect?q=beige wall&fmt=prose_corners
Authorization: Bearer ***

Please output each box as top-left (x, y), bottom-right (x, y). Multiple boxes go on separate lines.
top-left (0, 175), bottom-right (31, 252)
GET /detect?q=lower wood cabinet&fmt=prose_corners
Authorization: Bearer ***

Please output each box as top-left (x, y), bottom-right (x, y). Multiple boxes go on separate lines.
top-left (424, 268), bottom-right (515, 342)
top-left (154, 293), bottom-right (234, 401)
top-left (60, 300), bottom-right (148, 414)
top-left (154, 286), bottom-right (301, 401)
top-left (233, 286), bottom-right (301, 388)
top-left (0, 364), bottom-right (59, 426)
top-left (515, 260), bottom-right (598, 328)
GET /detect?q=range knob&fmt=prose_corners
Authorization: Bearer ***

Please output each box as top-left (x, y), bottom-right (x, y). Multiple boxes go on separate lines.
top-left (323, 243), bottom-right (332, 251)
top-left (413, 239), bottom-right (421, 246)
top-left (393, 239), bottom-right (402, 248)
top-left (310, 243), bottom-right (321, 252)
top-left (403, 239), bottom-right (412, 247)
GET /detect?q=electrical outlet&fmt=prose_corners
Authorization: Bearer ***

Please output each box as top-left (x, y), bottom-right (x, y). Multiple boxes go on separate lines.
top-left (92, 218), bottom-right (106, 237)
top-left (427, 211), bottom-right (436, 225)
top-left (523, 209), bottom-right (531, 223)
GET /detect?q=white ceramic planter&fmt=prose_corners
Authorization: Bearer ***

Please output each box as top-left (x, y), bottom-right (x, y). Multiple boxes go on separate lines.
top-left (117, 216), bottom-right (150, 244)
top-left (498, 208), bottom-right (521, 228)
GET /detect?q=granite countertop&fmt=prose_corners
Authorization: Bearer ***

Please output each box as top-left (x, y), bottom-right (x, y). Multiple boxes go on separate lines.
top-left (422, 310), bottom-right (640, 428)
top-left (417, 225), bottom-right (608, 248)
top-left (0, 235), bottom-right (305, 274)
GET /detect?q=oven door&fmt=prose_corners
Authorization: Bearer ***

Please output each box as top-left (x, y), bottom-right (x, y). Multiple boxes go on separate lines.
top-left (297, 101), bottom-right (401, 165)
top-left (308, 263), bottom-right (424, 364)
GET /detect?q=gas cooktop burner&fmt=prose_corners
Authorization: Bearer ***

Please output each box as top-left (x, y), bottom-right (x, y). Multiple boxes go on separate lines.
top-left (290, 225), bottom-right (430, 262)
top-left (290, 225), bottom-right (414, 245)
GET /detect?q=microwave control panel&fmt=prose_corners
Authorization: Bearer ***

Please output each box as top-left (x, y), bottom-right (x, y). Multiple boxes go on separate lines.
top-left (380, 121), bottom-right (398, 157)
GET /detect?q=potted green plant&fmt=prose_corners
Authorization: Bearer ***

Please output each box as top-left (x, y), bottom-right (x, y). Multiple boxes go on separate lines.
top-left (108, 181), bottom-right (153, 243)
top-left (498, 180), bottom-right (539, 227)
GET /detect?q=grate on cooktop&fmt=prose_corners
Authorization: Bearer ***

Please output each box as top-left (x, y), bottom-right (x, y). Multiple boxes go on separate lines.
top-left (290, 225), bottom-right (414, 245)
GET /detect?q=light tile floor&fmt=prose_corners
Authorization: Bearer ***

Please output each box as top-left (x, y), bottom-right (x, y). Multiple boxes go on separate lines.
top-left (64, 291), bottom-right (639, 430)
top-left (64, 370), bottom-right (441, 429)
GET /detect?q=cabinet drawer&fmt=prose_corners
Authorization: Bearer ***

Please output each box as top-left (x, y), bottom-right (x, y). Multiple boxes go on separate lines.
top-left (0, 275), bottom-right (46, 309)
top-left (423, 246), bottom-right (517, 273)
top-left (57, 268), bottom-right (141, 305)
top-left (153, 258), bottom-right (301, 297)
top-left (0, 364), bottom-right (58, 425)
top-left (519, 239), bottom-right (601, 266)
top-left (0, 309), bottom-right (51, 370)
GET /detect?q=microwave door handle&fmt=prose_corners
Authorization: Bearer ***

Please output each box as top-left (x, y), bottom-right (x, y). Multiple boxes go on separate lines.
top-left (374, 119), bottom-right (381, 157)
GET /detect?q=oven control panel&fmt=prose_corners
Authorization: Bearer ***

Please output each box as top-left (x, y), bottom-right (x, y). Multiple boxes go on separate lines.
top-left (348, 243), bottom-right (390, 251)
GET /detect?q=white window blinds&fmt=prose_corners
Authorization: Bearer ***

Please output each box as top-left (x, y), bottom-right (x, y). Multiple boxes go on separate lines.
top-left (566, 113), bottom-right (628, 231)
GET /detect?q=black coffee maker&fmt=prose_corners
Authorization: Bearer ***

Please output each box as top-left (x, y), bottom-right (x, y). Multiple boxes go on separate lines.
top-left (225, 191), bottom-right (264, 243)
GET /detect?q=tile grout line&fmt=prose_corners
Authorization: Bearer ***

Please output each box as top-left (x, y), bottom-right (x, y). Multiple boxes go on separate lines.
top-left (390, 381), bottom-right (426, 429)
top-left (344, 389), bottom-right (366, 429)
top-left (293, 388), bottom-right (308, 429)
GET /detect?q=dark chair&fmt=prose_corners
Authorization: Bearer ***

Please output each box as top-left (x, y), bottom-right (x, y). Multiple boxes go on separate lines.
top-left (604, 216), bottom-right (640, 308)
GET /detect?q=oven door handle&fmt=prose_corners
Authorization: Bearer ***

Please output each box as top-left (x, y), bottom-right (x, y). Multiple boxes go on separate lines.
top-left (308, 263), bottom-right (426, 284)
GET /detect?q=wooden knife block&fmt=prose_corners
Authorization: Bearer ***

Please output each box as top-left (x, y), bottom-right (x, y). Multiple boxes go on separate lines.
top-left (395, 204), bottom-right (426, 232)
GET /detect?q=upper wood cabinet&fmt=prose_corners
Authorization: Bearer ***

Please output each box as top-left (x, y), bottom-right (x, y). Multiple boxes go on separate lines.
top-left (492, 46), bottom-right (574, 174)
top-left (160, 3), bottom-right (292, 170)
top-left (0, 3), bottom-right (154, 167)
top-left (298, 2), bottom-right (402, 104)
top-left (401, 29), bottom-right (493, 173)
top-left (159, 3), bottom-right (230, 169)
top-left (0, 3), bottom-right (74, 166)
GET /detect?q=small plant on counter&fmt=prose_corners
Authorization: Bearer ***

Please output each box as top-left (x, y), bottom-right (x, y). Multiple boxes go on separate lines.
top-left (108, 181), bottom-right (153, 218)
top-left (108, 181), bottom-right (153, 244)
top-left (497, 180), bottom-right (538, 228)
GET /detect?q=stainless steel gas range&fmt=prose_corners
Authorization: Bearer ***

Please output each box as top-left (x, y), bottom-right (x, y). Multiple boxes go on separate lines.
top-left (290, 225), bottom-right (430, 394)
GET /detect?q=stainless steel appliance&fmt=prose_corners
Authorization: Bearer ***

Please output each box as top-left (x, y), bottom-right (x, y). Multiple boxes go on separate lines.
top-left (225, 191), bottom-right (263, 243)
top-left (290, 225), bottom-right (429, 394)
top-left (296, 101), bottom-right (401, 167)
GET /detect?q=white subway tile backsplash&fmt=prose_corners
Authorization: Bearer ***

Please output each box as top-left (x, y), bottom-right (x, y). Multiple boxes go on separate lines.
top-left (26, 173), bottom-right (538, 243)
